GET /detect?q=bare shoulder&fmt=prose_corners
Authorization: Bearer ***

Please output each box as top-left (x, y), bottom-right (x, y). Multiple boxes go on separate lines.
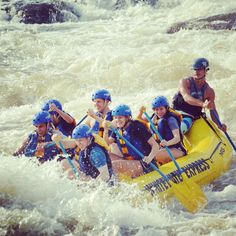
top-left (179, 77), bottom-right (191, 93)
top-left (179, 77), bottom-right (190, 86)
top-left (205, 83), bottom-right (215, 99)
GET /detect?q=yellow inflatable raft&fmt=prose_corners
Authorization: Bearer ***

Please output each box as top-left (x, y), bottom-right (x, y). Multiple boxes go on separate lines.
top-left (123, 114), bottom-right (233, 199)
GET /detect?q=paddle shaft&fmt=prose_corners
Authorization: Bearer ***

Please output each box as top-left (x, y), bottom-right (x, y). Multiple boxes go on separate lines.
top-left (144, 112), bottom-right (183, 174)
top-left (110, 126), bottom-right (169, 182)
top-left (77, 115), bottom-right (88, 126)
top-left (211, 110), bottom-right (236, 151)
top-left (58, 141), bottom-right (79, 179)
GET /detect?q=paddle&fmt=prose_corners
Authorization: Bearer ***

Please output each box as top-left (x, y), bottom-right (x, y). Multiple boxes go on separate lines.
top-left (57, 141), bottom-right (80, 179)
top-left (211, 110), bottom-right (236, 152)
top-left (142, 111), bottom-right (208, 213)
top-left (109, 125), bottom-right (205, 213)
top-left (77, 115), bottom-right (88, 126)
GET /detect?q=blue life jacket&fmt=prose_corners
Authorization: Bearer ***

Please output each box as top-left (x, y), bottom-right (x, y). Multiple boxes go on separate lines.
top-left (157, 111), bottom-right (186, 153)
top-left (91, 111), bottom-right (113, 137)
top-left (78, 140), bottom-right (113, 179)
top-left (24, 130), bottom-right (59, 161)
top-left (55, 113), bottom-right (76, 137)
top-left (172, 77), bottom-right (208, 117)
top-left (116, 120), bottom-right (152, 160)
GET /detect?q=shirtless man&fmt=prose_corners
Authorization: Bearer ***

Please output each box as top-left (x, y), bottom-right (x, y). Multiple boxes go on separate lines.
top-left (172, 57), bottom-right (227, 132)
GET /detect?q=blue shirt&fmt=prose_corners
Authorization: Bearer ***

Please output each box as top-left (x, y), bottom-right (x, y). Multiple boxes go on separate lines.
top-left (168, 116), bottom-right (179, 131)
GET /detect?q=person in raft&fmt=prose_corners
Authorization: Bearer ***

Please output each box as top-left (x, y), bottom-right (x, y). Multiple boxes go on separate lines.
top-left (172, 57), bottom-right (227, 133)
top-left (13, 111), bottom-right (60, 162)
top-left (137, 96), bottom-right (187, 165)
top-left (86, 89), bottom-right (113, 138)
top-left (103, 104), bottom-right (159, 178)
top-left (54, 124), bottom-right (113, 181)
top-left (41, 99), bottom-right (76, 137)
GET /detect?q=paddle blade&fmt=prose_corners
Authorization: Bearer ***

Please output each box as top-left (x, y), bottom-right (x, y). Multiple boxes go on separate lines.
top-left (171, 176), bottom-right (208, 213)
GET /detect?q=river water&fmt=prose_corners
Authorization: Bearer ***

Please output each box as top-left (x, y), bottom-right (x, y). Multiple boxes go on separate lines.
top-left (0, 0), bottom-right (236, 235)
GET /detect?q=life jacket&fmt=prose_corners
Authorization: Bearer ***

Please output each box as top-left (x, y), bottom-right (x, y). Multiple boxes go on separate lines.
top-left (150, 109), bottom-right (182, 142)
top-left (55, 113), bottom-right (76, 137)
top-left (116, 120), bottom-right (152, 160)
top-left (135, 118), bottom-right (150, 130)
top-left (117, 128), bottom-right (135, 160)
top-left (74, 146), bottom-right (81, 162)
top-left (24, 130), bottom-right (59, 161)
top-left (172, 77), bottom-right (208, 117)
top-left (78, 139), bottom-right (113, 179)
top-left (157, 110), bottom-right (186, 153)
top-left (91, 111), bottom-right (113, 137)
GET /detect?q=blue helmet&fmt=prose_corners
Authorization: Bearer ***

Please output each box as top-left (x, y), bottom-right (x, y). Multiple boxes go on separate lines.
top-left (112, 104), bottom-right (132, 117)
top-left (72, 124), bottom-right (92, 139)
top-left (192, 58), bottom-right (209, 70)
top-left (152, 96), bottom-right (169, 109)
top-left (41, 99), bottom-right (62, 115)
top-left (32, 111), bottom-right (51, 126)
top-left (92, 89), bottom-right (111, 101)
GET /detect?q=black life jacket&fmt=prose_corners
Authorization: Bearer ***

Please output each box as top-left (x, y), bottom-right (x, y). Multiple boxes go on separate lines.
top-left (172, 77), bottom-right (208, 117)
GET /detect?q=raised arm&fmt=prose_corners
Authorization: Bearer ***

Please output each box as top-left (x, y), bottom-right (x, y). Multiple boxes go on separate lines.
top-left (136, 106), bottom-right (148, 122)
top-left (13, 137), bottom-right (29, 156)
top-left (50, 103), bottom-right (74, 124)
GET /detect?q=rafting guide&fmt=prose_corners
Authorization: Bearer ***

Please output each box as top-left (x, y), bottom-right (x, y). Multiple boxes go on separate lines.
top-left (172, 58), bottom-right (227, 132)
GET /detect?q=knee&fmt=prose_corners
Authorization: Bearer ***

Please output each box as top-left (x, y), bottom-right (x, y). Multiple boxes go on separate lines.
top-left (61, 159), bottom-right (70, 170)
